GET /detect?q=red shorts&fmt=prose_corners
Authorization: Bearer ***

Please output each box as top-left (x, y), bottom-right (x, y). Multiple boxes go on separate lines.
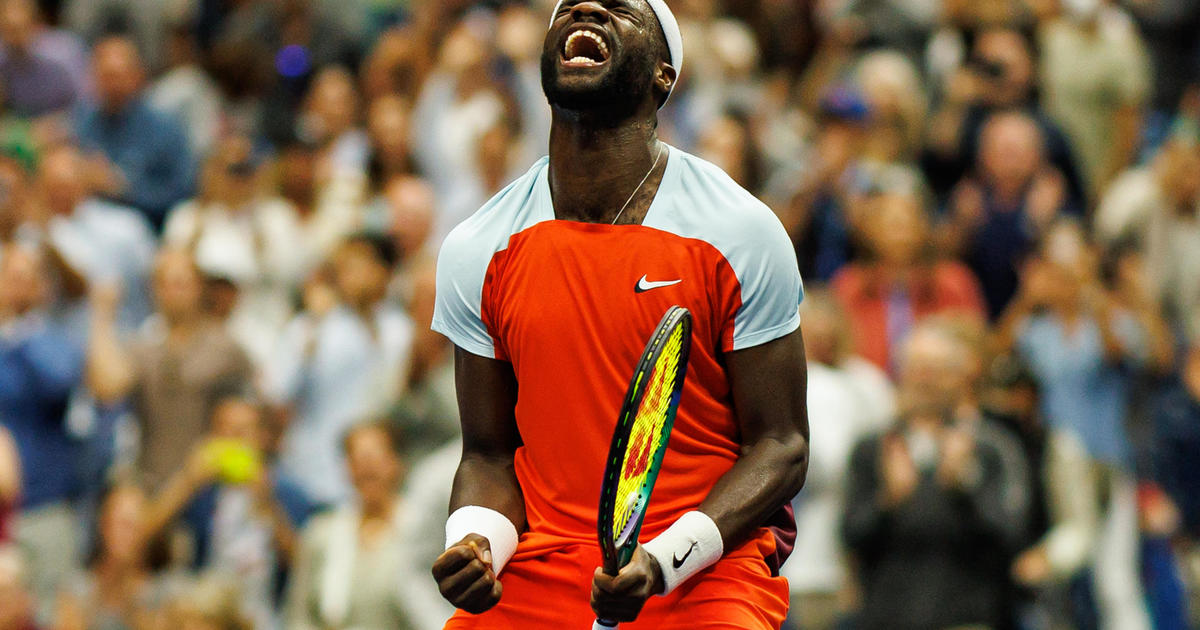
top-left (443, 542), bottom-right (789, 630)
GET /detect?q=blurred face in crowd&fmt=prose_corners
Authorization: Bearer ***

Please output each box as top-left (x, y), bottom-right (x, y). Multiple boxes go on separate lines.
top-left (698, 115), bottom-right (754, 189)
top-left (816, 119), bottom-right (865, 175)
top-left (383, 176), bottom-right (435, 258)
top-left (345, 426), bottom-right (402, 509)
top-left (306, 68), bottom-right (360, 142)
top-left (0, 548), bottom-right (32, 630)
top-left (207, 136), bottom-right (258, 209)
top-left (973, 28), bottom-right (1035, 107)
top-left (1157, 141), bottom-right (1200, 212)
top-left (367, 95), bottom-right (412, 168)
top-left (99, 485), bottom-right (146, 567)
top-left (152, 250), bottom-right (205, 321)
top-left (0, 246), bottom-right (46, 319)
top-left (0, 0), bottom-right (36, 52)
top-left (1038, 221), bottom-right (1093, 307)
top-left (211, 399), bottom-right (263, 450)
top-left (897, 326), bottom-right (970, 421)
top-left (38, 145), bottom-right (88, 214)
top-left (979, 112), bottom-right (1043, 193)
top-left (864, 193), bottom-right (929, 268)
top-left (333, 240), bottom-right (391, 309)
top-left (798, 291), bottom-right (848, 367)
top-left (542, 0), bottom-right (671, 117)
top-left (92, 37), bottom-right (145, 112)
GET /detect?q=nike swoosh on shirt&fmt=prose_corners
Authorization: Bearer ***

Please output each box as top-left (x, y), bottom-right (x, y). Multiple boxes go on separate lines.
top-left (635, 275), bottom-right (682, 293)
top-left (672, 541), bottom-right (697, 569)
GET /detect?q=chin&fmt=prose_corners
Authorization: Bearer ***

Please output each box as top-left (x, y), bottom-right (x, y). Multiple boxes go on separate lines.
top-left (543, 65), bottom-right (651, 121)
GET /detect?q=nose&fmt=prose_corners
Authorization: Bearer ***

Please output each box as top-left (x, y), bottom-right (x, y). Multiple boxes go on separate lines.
top-left (570, 1), bottom-right (611, 25)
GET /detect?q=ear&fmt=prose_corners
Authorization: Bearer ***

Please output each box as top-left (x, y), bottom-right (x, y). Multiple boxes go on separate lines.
top-left (654, 62), bottom-right (677, 103)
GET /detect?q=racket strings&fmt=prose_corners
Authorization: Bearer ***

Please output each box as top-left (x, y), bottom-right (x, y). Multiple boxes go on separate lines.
top-left (611, 325), bottom-right (686, 540)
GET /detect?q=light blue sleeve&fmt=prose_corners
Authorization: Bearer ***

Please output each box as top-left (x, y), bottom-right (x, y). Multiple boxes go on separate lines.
top-left (430, 224), bottom-right (498, 360)
top-left (726, 208), bottom-right (804, 352)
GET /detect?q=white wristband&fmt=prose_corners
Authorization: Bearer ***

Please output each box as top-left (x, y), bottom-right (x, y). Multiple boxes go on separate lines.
top-left (444, 506), bottom-right (520, 575)
top-left (642, 511), bottom-right (724, 595)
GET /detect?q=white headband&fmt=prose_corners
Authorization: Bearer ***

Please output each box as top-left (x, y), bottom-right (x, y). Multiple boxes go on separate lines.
top-left (550, 0), bottom-right (684, 86)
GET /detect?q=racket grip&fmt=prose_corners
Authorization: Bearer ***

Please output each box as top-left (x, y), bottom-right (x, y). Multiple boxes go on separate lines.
top-left (593, 619), bottom-right (619, 629)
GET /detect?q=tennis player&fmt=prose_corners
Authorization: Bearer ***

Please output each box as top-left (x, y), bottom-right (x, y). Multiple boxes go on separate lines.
top-left (430, 1), bottom-right (809, 627)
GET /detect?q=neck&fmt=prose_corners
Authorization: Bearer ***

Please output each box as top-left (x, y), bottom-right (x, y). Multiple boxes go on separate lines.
top-left (548, 109), bottom-right (661, 223)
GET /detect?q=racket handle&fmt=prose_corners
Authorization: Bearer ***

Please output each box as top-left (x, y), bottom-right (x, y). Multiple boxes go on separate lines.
top-left (593, 619), bottom-right (619, 630)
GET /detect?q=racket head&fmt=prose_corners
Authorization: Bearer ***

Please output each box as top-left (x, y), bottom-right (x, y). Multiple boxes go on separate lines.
top-left (597, 306), bottom-right (693, 574)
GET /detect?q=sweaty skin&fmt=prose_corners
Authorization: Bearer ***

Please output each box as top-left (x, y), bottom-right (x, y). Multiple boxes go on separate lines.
top-left (432, 0), bottom-right (809, 623)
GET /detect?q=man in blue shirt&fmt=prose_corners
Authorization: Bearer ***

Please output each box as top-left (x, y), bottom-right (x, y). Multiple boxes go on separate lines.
top-left (75, 36), bottom-right (194, 230)
top-left (0, 243), bottom-right (85, 620)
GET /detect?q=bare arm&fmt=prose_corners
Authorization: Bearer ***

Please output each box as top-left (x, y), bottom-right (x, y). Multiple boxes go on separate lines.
top-left (431, 348), bottom-right (525, 614)
top-left (85, 285), bottom-right (136, 404)
top-left (446, 348), bottom-right (526, 526)
top-left (700, 328), bottom-right (810, 550)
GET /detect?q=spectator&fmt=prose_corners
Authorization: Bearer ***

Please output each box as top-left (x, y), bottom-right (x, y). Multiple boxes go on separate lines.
top-left (833, 190), bottom-right (986, 371)
top-left (782, 87), bottom-right (870, 282)
top-left (144, 397), bottom-right (312, 629)
top-left (75, 36), bottom-right (194, 229)
top-left (1096, 135), bottom-right (1200, 340)
top-left (925, 26), bottom-right (1086, 201)
top-left (0, 427), bottom-right (17, 544)
top-left (264, 234), bottom-right (414, 505)
top-left (163, 134), bottom-right (308, 368)
top-left (364, 175), bottom-right (441, 388)
top-left (285, 421), bottom-right (441, 630)
top-left (855, 51), bottom-right (927, 166)
top-left (302, 67), bottom-right (369, 179)
top-left (1038, 0), bottom-right (1152, 198)
top-left (0, 546), bottom-right (36, 630)
top-left (147, 24), bottom-right (223, 159)
top-left (998, 221), bottom-right (1171, 630)
top-left (0, 244), bottom-right (85, 621)
top-left (86, 249), bottom-right (253, 492)
top-left (0, 0), bottom-right (88, 99)
top-left (940, 111), bottom-right (1078, 317)
top-left (0, 0), bottom-right (77, 117)
top-left (782, 290), bottom-right (893, 630)
top-left (273, 138), bottom-right (364, 270)
top-left (842, 321), bottom-right (1029, 630)
top-left (54, 484), bottom-right (162, 630)
top-left (697, 110), bottom-right (764, 195)
top-left (365, 94), bottom-right (417, 196)
top-left (27, 143), bottom-right (155, 333)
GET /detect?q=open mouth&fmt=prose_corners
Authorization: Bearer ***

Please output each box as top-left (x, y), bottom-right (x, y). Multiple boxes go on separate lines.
top-left (561, 27), bottom-right (611, 67)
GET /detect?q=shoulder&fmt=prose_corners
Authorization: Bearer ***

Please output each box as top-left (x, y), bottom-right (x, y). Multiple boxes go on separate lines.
top-left (649, 148), bottom-right (797, 274)
top-left (655, 149), bottom-right (786, 239)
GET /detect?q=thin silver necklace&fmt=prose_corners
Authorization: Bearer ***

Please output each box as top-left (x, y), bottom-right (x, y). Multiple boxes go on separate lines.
top-left (611, 142), bottom-right (665, 225)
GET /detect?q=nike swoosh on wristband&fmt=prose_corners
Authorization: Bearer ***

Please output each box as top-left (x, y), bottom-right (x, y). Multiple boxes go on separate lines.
top-left (635, 275), bottom-right (682, 293)
top-left (672, 541), bottom-right (697, 569)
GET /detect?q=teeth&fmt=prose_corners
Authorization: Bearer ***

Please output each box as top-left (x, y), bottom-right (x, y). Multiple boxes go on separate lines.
top-left (565, 30), bottom-right (609, 60)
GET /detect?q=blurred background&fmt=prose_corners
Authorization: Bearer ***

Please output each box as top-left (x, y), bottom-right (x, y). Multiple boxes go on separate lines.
top-left (0, 0), bottom-right (1197, 629)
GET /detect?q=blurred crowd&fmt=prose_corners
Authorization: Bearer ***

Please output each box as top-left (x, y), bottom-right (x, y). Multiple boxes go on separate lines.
top-left (0, 0), bottom-right (1197, 629)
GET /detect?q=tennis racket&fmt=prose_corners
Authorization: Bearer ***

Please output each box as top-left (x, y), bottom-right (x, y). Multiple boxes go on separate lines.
top-left (593, 305), bottom-right (692, 630)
